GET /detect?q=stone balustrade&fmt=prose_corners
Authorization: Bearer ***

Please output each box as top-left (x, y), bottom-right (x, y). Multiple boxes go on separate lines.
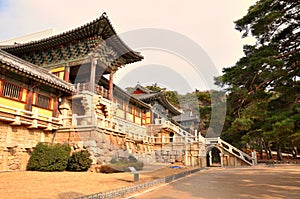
top-left (73, 83), bottom-right (109, 99)
top-left (0, 104), bottom-right (61, 130)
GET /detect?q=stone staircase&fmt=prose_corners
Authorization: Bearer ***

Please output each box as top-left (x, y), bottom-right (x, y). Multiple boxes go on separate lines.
top-left (206, 137), bottom-right (256, 166)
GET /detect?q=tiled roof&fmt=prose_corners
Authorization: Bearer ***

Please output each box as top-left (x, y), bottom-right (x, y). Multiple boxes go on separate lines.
top-left (132, 84), bottom-right (155, 94)
top-left (98, 77), bottom-right (150, 109)
top-left (0, 49), bottom-right (73, 92)
top-left (133, 93), bottom-right (159, 100)
top-left (0, 13), bottom-right (143, 65)
top-left (131, 84), bottom-right (182, 115)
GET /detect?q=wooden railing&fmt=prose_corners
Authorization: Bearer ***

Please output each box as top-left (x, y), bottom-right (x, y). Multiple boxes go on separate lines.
top-left (0, 104), bottom-right (61, 130)
top-left (73, 83), bottom-right (109, 99)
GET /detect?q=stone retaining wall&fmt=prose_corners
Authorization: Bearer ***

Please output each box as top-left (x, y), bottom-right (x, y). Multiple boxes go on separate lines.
top-left (0, 121), bottom-right (52, 171)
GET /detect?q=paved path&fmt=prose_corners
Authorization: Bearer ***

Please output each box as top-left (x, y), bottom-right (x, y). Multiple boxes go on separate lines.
top-left (126, 165), bottom-right (300, 199)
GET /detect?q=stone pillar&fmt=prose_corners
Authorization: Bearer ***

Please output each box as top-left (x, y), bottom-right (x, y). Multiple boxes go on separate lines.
top-left (90, 57), bottom-right (97, 93)
top-left (209, 150), bottom-right (213, 166)
top-left (58, 97), bottom-right (71, 127)
top-left (184, 144), bottom-right (190, 166)
top-left (219, 153), bottom-right (224, 167)
top-left (252, 151), bottom-right (257, 165)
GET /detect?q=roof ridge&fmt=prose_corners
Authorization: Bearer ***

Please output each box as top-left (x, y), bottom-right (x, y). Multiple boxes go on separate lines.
top-left (0, 13), bottom-right (107, 50)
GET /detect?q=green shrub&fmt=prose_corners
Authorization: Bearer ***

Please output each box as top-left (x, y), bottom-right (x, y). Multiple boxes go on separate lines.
top-left (110, 157), bottom-right (117, 164)
top-left (67, 150), bottom-right (92, 171)
top-left (27, 142), bottom-right (71, 171)
top-left (99, 165), bottom-right (121, 173)
top-left (99, 155), bottom-right (144, 173)
top-left (128, 155), bottom-right (138, 163)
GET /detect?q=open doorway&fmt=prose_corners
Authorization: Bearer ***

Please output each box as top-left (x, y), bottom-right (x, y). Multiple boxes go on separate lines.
top-left (206, 147), bottom-right (222, 167)
top-left (169, 132), bottom-right (174, 142)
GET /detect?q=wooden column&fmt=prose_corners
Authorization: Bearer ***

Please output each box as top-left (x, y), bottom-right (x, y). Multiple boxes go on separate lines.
top-left (108, 70), bottom-right (114, 100)
top-left (52, 97), bottom-right (59, 117)
top-left (90, 58), bottom-right (97, 93)
top-left (63, 65), bottom-right (70, 82)
top-left (25, 84), bottom-right (34, 111)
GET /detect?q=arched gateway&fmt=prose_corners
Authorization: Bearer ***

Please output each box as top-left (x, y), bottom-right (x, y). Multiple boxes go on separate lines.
top-left (206, 146), bottom-right (222, 167)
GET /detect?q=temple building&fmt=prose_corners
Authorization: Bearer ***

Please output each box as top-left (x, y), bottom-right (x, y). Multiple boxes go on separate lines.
top-left (0, 13), bottom-right (255, 171)
top-left (0, 49), bottom-right (73, 170)
top-left (0, 13), bottom-right (198, 170)
top-left (173, 110), bottom-right (199, 134)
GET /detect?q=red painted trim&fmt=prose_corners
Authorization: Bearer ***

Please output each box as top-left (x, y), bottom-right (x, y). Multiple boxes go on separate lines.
top-left (0, 80), bottom-right (23, 101)
top-left (34, 92), bottom-right (52, 110)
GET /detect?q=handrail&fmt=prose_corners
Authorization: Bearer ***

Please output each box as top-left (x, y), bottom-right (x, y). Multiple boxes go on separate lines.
top-left (217, 137), bottom-right (254, 166)
top-left (153, 119), bottom-right (195, 143)
top-left (113, 117), bottom-right (147, 140)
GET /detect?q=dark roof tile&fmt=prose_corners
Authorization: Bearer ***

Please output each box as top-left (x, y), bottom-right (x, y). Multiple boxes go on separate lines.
top-left (0, 49), bottom-right (73, 92)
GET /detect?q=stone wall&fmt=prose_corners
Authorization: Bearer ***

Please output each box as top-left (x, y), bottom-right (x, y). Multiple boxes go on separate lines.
top-left (222, 150), bottom-right (248, 167)
top-left (55, 128), bottom-right (156, 165)
top-left (154, 142), bottom-right (207, 167)
top-left (0, 121), bottom-right (52, 171)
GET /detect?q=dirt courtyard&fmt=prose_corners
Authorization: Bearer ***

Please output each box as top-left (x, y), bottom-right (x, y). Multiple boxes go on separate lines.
top-left (0, 163), bottom-right (190, 199)
top-left (0, 164), bottom-right (299, 199)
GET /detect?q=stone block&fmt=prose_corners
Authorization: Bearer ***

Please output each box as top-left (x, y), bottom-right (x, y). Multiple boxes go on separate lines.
top-left (84, 140), bottom-right (97, 147)
top-left (155, 150), bottom-right (161, 156)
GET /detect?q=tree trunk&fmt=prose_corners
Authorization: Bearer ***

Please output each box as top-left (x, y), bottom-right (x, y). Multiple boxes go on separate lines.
top-left (292, 146), bottom-right (298, 159)
top-left (277, 143), bottom-right (283, 161)
top-left (259, 138), bottom-right (264, 160)
top-left (262, 140), bottom-right (269, 159)
top-left (267, 141), bottom-right (273, 159)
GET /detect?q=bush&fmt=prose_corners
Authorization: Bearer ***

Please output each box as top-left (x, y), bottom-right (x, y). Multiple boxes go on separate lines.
top-left (67, 150), bottom-right (92, 171)
top-left (128, 155), bottom-right (138, 163)
top-left (99, 155), bottom-right (144, 173)
top-left (27, 142), bottom-right (71, 171)
top-left (99, 165), bottom-right (121, 174)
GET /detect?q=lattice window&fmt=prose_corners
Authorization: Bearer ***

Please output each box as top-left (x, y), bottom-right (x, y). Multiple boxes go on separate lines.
top-left (135, 108), bottom-right (141, 117)
top-left (118, 100), bottom-right (124, 110)
top-left (36, 94), bottom-right (50, 109)
top-left (1, 81), bottom-right (22, 100)
top-left (127, 105), bottom-right (133, 114)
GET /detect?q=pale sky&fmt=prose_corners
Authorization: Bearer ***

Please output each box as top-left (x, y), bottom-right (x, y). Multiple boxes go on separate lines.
top-left (0, 0), bottom-right (256, 94)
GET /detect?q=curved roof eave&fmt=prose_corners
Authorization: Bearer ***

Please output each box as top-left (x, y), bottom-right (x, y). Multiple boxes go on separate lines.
top-left (158, 93), bottom-right (182, 115)
top-left (0, 13), bottom-right (143, 65)
top-left (0, 49), bottom-right (73, 93)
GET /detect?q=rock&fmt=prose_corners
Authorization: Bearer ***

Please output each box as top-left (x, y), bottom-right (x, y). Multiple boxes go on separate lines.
top-left (9, 163), bottom-right (20, 170)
